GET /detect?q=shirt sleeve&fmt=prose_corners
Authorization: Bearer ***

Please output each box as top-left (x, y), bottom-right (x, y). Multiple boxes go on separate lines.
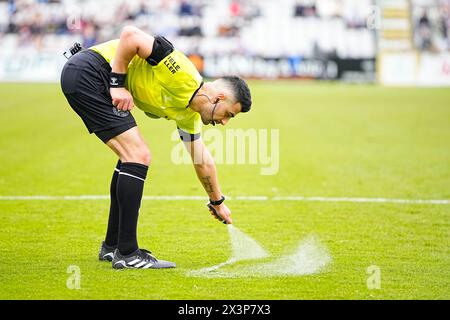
top-left (178, 128), bottom-right (201, 142)
top-left (176, 112), bottom-right (202, 141)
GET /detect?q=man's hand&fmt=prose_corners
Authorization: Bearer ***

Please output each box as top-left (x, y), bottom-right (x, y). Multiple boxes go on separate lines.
top-left (110, 87), bottom-right (134, 111)
top-left (207, 202), bottom-right (232, 224)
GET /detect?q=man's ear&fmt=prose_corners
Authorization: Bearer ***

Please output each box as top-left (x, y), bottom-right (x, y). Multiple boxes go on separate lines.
top-left (215, 93), bottom-right (226, 102)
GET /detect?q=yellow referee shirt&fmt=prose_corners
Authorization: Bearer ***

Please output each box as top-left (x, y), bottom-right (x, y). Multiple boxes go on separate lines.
top-left (90, 39), bottom-right (203, 135)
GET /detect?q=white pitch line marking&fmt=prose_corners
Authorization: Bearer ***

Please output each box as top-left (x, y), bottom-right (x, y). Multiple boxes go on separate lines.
top-left (272, 196), bottom-right (450, 205)
top-left (0, 195), bottom-right (448, 205)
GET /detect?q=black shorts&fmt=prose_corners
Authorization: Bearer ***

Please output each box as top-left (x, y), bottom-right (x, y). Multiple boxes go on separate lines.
top-left (60, 49), bottom-right (136, 143)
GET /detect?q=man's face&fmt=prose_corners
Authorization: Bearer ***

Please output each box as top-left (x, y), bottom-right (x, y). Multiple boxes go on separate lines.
top-left (200, 99), bottom-right (242, 126)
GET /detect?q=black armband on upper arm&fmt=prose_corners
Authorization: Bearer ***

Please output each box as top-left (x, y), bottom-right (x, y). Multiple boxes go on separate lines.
top-left (146, 36), bottom-right (174, 66)
top-left (178, 128), bottom-right (200, 142)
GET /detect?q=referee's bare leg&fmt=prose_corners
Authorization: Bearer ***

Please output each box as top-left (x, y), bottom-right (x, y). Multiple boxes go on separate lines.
top-left (107, 127), bottom-right (151, 165)
top-left (105, 126), bottom-right (151, 256)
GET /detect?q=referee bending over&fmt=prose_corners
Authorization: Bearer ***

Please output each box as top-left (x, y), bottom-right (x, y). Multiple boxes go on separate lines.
top-left (60, 26), bottom-right (252, 270)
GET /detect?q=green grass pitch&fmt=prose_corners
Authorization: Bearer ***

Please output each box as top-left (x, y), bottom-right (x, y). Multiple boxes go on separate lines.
top-left (0, 81), bottom-right (449, 299)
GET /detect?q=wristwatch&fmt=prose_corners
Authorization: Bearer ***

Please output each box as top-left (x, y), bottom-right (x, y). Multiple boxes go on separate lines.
top-left (209, 195), bottom-right (225, 206)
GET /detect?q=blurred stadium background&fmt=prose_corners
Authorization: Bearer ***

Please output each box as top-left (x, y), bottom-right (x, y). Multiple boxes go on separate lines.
top-left (0, 0), bottom-right (449, 85)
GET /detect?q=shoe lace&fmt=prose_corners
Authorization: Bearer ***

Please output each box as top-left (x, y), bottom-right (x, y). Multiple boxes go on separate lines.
top-left (139, 249), bottom-right (158, 263)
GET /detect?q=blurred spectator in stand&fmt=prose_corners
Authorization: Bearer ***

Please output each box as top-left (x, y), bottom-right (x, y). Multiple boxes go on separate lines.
top-left (178, 16), bottom-right (203, 36)
top-left (188, 51), bottom-right (204, 76)
top-left (218, 22), bottom-right (239, 37)
top-left (7, 0), bottom-right (17, 32)
top-left (115, 1), bottom-right (134, 21)
top-left (230, 0), bottom-right (242, 17)
top-left (440, 13), bottom-right (448, 41)
top-left (82, 21), bottom-right (98, 48)
top-left (135, 0), bottom-right (152, 19)
top-left (216, 0), bottom-right (243, 38)
top-left (294, 2), bottom-right (305, 17)
top-left (243, 1), bottom-right (261, 20)
top-left (446, 19), bottom-right (450, 51)
top-left (29, 10), bottom-right (44, 50)
top-left (294, 1), bottom-right (317, 17)
top-left (418, 10), bottom-right (433, 51)
top-left (179, 0), bottom-right (194, 16)
top-left (178, 0), bottom-right (203, 37)
top-left (17, 25), bottom-right (33, 47)
top-left (438, 1), bottom-right (450, 50)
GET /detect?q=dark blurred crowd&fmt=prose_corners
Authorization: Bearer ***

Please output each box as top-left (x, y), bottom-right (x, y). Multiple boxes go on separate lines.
top-left (293, 1), bottom-right (367, 29)
top-left (5, 0), bottom-right (449, 50)
top-left (1, 0), bottom-right (262, 49)
top-left (414, 0), bottom-right (450, 51)
top-left (1, 0), bottom-right (378, 50)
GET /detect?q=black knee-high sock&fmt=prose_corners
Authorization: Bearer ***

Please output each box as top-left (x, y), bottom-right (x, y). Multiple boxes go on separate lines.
top-left (116, 162), bottom-right (148, 256)
top-left (104, 160), bottom-right (122, 247)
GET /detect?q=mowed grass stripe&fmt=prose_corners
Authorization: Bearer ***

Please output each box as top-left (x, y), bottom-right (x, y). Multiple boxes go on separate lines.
top-left (0, 195), bottom-right (449, 205)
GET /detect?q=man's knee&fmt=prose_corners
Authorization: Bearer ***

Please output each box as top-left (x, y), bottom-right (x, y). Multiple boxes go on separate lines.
top-left (106, 131), bottom-right (151, 165)
top-left (124, 145), bottom-right (151, 165)
top-left (137, 146), bottom-right (151, 166)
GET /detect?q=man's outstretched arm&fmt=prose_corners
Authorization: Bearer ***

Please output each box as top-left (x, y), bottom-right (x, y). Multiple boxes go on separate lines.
top-left (110, 26), bottom-right (154, 111)
top-left (182, 137), bottom-right (232, 224)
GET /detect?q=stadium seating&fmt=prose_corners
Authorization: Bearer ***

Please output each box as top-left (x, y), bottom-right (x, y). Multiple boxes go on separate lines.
top-left (0, 0), bottom-right (377, 58)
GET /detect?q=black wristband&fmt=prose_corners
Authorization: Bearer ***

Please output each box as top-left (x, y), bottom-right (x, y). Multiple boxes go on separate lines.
top-left (209, 195), bottom-right (225, 206)
top-left (109, 72), bottom-right (127, 88)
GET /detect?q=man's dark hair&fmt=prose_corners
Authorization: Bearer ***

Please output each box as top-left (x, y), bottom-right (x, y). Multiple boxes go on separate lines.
top-left (221, 76), bottom-right (252, 113)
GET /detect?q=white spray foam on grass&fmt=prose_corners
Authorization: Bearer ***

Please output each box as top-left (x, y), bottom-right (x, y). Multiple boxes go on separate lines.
top-left (187, 225), bottom-right (269, 277)
top-left (249, 234), bottom-right (332, 276)
top-left (187, 226), bottom-right (332, 278)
